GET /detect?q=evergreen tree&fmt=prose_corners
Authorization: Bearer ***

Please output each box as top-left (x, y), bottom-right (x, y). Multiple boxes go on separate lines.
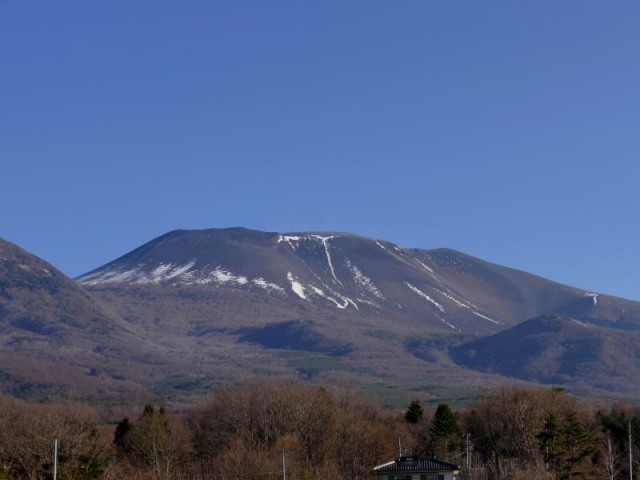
top-left (113, 417), bottom-right (132, 452)
top-left (538, 414), bottom-right (565, 478)
top-left (429, 403), bottom-right (461, 461)
top-left (405, 400), bottom-right (424, 424)
top-left (539, 412), bottom-right (596, 480)
top-left (562, 412), bottom-right (595, 479)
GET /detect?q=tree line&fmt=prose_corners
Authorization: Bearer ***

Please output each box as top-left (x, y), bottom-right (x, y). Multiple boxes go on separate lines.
top-left (1, 385), bottom-right (640, 479)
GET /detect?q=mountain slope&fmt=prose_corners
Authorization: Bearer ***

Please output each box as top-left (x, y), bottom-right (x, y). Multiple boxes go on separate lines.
top-left (0, 237), bottom-right (171, 400)
top-left (451, 314), bottom-right (640, 394)
top-left (4, 227), bottom-right (640, 402)
top-left (78, 227), bottom-right (596, 336)
top-left (76, 227), bottom-right (640, 399)
top-left (0, 237), bottom-right (113, 336)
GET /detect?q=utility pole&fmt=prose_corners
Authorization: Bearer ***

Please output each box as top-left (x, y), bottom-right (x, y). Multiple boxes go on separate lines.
top-left (53, 439), bottom-right (58, 480)
top-left (398, 437), bottom-right (403, 458)
top-left (281, 449), bottom-right (287, 480)
top-left (630, 422), bottom-right (633, 480)
top-left (465, 432), bottom-right (471, 472)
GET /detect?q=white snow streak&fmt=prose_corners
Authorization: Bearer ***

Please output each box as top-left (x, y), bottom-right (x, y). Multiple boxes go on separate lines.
top-left (375, 241), bottom-right (387, 251)
top-left (311, 235), bottom-right (341, 284)
top-left (345, 259), bottom-right (384, 299)
top-left (307, 284), bottom-right (358, 310)
top-left (416, 259), bottom-right (434, 274)
top-left (78, 268), bottom-right (140, 285)
top-left (79, 261), bottom-right (196, 285)
top-left (310, 286), bottom-right (325, 296)
top-left (287, 272), bottom-right (307, 299)
top-left (355, 298), bottom-right (381, 308)
top-left (277, 235), bottom-right (302, 250)
top-left (165, 261), bottom-right (196, 281)
top-left (325, 295), bottom-right (354, 310)
top-left (571, 319), bottom-right (589, 327)
top-left (405, 282), bottom-right (446, 313)
top-left (210, 267), bottom-right (248, 285)
top-left (80, 261), bottom-right (291, 296)
top-left (151, 264), bottom-right (172, 278)
top-left (584, 293), bottom-right (599, 306)
top-left (471, 311), bottom-right (501, 325)
top-left (434, 289), bottom-right (469, 308)
top-left (252, 278), bottom-right (285, 293)
top-left (433, 288), bottom-right (482, 310)
top-left (439, 316), bottom-right (458, 331)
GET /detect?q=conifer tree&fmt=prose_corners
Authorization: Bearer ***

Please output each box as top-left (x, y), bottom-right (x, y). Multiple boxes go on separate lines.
top-left (429, 403), bottom-right (461, 461)
top-left (539, 412), bottom-right (596, 479)
top-left (405, 400), bottom-right (424, 424)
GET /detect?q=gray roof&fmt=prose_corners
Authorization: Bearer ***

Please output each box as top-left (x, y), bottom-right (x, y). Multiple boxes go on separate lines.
top-left (374, 456), bottom-right (459, 473)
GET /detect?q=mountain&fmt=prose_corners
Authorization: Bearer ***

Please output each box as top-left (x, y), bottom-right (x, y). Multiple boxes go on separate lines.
top-left (0, 237), bottom-right (175, 402)
top-left (451, 314), bottom-right (640, 395)
top-left (75, 227), bottom-right (640, 400)
top-left (78, 227), bottom-right (592, 335)
top-left (4, 227), bottom-right (640, 404)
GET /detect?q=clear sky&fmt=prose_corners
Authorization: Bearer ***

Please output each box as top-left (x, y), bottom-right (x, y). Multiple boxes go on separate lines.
top-left (2, 1), bottom-right (639, 300)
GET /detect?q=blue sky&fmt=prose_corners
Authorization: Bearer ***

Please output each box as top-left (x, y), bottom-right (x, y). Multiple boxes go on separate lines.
top-left (2, 1), bottom-right (639, 300)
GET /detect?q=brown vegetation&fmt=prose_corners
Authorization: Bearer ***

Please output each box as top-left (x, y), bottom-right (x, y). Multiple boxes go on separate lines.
top-left (1, 384), bottom-right (640, 479)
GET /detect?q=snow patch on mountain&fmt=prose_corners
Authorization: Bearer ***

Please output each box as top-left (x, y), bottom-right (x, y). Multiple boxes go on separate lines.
top-left (326, 294), bottom-right (358, 310)
top-left (405, 282), bottom-right (445, 313)
top-left (151, 264), bottom-right (172, 278)
top-left (433, 288), bottom-right (481, 310)
top-left (472, 311), bottom-right (502, 325)
top-left (345, 259), bottom-right (384, 300)
top-left (80, 261), bottom-right (291, 296)
top-left (355, 298), bottom-right (381, 308)
top-left (210, 267), bottom-right (248, 285)
top-left (277, 235), bottom-right (302, 250)
top-left (310, 285), bottom-right (324, 296)
top-left (252, 278), bottom-right (285, 293)
top-left (416, 259), bottom-right (434, 274)
top-left (78, 268), bottom-right (140, 285)
top-left (165, 261), bottom-right (196, 281)
top-left (310, 235), bottom-right (341, 285)
top-left (287, 272), bottom-right (307, 299)
top-left (79, 260), bottom-right (199, 285)
top-left (306, 283), bottom-right (358, 310)
top-left (434, 288), bottom-right (470, 308)
top-left (584, 293), bottom-right (599, 306)
top-left (437, 314), bottom-right (459, 331)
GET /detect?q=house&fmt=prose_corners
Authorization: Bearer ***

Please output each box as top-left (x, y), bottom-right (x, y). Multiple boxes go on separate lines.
top-left (373, 456), bottom-right (459, 480)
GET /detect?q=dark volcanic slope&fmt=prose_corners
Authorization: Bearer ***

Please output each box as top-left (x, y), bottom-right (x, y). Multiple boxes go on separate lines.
top-left (451, 314), bottom-right (640, 394)
top-left (78, 227), bottom-right (597, 336)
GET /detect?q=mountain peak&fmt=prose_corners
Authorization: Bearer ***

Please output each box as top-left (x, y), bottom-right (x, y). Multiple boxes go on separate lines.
top-left (76, 227), bottom-right (603, 337)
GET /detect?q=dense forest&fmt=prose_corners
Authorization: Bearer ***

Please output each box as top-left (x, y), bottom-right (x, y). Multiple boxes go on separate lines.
top-left (1, 384), bottom-right (640, 480)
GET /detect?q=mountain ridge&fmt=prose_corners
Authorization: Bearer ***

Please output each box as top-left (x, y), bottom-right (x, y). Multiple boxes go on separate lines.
top-left (77, 227), bottom-right (599, 336)
top-left (3, 228), bottom-right (640, 402)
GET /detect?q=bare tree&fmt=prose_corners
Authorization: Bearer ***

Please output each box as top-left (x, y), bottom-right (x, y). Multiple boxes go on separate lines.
top-left (0, 395), bottom-right (103, 480)
top-left (603, 432), bottom-right (619, 480)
